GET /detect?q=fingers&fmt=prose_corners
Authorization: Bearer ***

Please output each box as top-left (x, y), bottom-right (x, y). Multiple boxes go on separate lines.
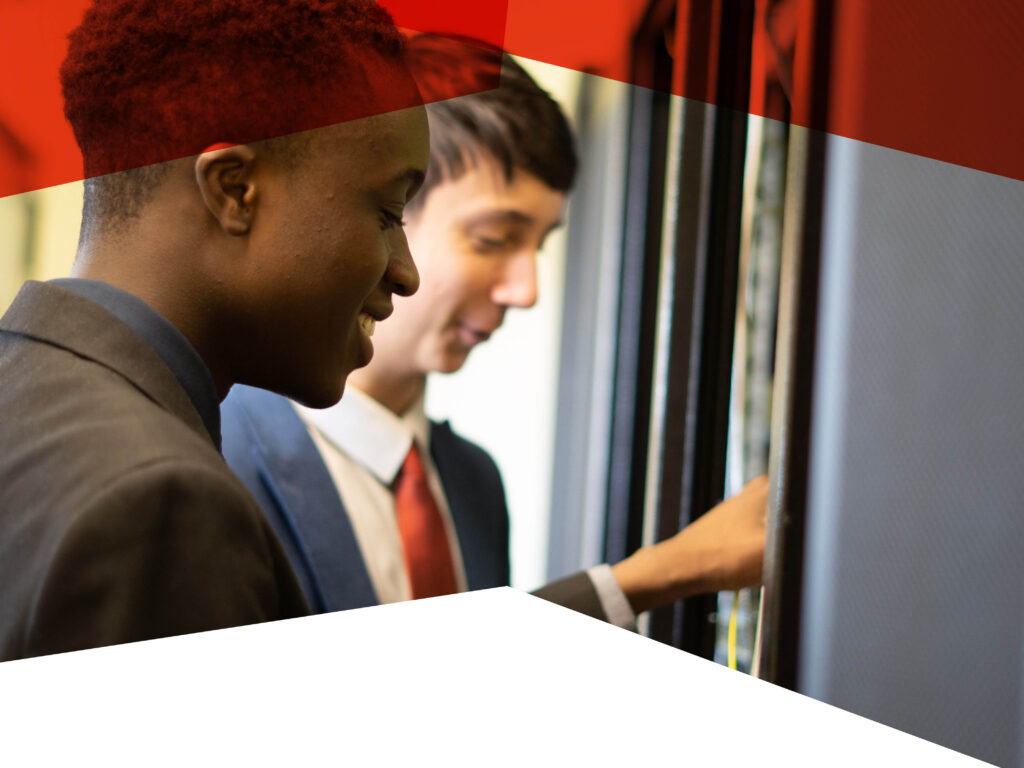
top-left (737, 475), bottom-right (769, 525)
top-left (746, 474), bottom-right (769, 490)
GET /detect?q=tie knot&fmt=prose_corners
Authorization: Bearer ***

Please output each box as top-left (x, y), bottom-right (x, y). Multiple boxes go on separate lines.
top-left (400, 442), bottom-right (428, 481)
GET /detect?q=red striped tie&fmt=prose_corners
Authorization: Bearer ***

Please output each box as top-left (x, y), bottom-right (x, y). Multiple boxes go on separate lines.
top-left (394, 443), bottom-right (458, 599)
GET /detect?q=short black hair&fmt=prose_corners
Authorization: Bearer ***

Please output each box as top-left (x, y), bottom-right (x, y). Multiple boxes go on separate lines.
top-left (404, 34), bottom-right (577, 211)
top-left (61, 0), bottom-right (408, 225)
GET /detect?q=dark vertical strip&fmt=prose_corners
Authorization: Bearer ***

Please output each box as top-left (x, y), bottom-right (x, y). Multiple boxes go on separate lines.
top-left (647, 0), bottom-right (755, 653)
top-left (645, 0), bottom-right (718, 646)
top-left (675, 0), bottom-right (756, 656)
top-left (645, 90), bottom-right (711, 645)
top-left (603, 11), bottom-right (674, 567)
top-left (757, 0), bottom-right (834, 689)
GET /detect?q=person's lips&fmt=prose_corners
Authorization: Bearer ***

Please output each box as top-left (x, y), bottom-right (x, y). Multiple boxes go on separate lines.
top-left (358, 302), bottom-right (394, 337)
top-left (358, 313), bottom-right (377, 337)
top-left (458, 323), bottom-right (494, 347)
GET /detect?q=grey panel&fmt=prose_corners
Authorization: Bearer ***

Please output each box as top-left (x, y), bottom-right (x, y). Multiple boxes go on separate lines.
top-left (547, 75), bottom-right (630, 579)
top-left (800, 136), bottom-right (1024, 767)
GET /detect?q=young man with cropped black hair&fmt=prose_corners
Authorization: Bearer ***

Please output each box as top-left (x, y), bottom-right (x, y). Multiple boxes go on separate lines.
top-left (0, 0), bottom-right (428, 660)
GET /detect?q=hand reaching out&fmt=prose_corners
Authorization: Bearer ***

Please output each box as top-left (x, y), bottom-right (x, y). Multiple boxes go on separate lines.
top-left (610, 476), bottom-right (769, 614)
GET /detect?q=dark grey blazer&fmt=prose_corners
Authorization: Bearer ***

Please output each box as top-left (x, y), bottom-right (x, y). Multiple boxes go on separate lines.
top-left (221, 386), bottom-right (608, 622)
top-left (0, 281), bottom-right (308, 661)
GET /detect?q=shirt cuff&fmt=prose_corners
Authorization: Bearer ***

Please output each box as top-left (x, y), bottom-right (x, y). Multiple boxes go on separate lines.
top-left (586, 564), bottom-right (636, 630)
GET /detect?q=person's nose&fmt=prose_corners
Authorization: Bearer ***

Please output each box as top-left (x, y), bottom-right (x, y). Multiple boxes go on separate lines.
top-left (491, 249), bottom-right (538, 309)
top-left (386, 229), bottom-right (420, 297)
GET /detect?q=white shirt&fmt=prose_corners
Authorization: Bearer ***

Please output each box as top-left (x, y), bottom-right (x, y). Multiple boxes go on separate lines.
top-left (296, 386), bottom-right (636, 628)
top-left (294, 388), bottom-right (467, 603)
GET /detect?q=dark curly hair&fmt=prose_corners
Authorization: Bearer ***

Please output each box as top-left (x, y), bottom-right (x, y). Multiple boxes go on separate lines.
top-left (404, 34), bottom-right (577, 213)
top-left (61, 0), bottom-right (407, 224)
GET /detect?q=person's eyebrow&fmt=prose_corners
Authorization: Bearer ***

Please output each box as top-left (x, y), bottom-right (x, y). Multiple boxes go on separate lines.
top-left (461, 209), bottom-right (535, 228)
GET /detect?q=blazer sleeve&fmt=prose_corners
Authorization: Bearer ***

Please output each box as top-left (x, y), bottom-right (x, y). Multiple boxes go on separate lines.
top-left (530, 571), bottom-right (608, 622)
top-left (21, 458), bottom-right (308, 659)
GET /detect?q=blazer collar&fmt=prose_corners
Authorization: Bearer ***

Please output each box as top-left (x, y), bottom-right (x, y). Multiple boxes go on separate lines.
top-left (1, 281), bottom-right (211, 447)
top-left (51, 278), bottom-right (221, 449)
top-left (229, 385), bottom-right (378, 613)
top-left (429, 420), bottom-right (503, 590)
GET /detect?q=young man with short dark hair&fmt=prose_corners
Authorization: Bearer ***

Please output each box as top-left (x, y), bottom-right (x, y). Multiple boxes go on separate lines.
top-left (0, 0), bottom-right (428, 660)
top-left (222, 37), bottom-right (766, 627)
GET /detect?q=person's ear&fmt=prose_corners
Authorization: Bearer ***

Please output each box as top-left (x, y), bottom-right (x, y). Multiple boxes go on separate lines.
top-left (194, 144), bottom-right (258, 236)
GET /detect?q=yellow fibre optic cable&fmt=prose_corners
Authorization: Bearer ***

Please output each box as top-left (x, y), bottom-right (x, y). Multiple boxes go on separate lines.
top-left (727, 590), bottom-right (740, 670)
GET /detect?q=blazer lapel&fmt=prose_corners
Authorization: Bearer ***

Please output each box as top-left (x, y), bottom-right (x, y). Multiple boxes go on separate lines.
top-left (232, 386), bottom-right (377, 612)
top-left (2, 281), bottom-right (209, 445)
top-left (431, 421), bottom-right (505, 590)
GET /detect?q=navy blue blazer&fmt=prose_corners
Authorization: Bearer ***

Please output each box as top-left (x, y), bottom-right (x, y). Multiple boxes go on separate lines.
top-left (220, 385), bottom-right (511, 613)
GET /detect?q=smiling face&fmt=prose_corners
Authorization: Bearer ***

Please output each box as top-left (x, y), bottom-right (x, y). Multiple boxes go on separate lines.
top-left (366, 157), bottom-right (566, 379)
top-left (230, 104), bottom-right (429, 408)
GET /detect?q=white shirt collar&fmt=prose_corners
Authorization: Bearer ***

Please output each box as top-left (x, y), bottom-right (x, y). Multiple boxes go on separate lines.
top-left (295, 386), bottom-right (430, 486)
